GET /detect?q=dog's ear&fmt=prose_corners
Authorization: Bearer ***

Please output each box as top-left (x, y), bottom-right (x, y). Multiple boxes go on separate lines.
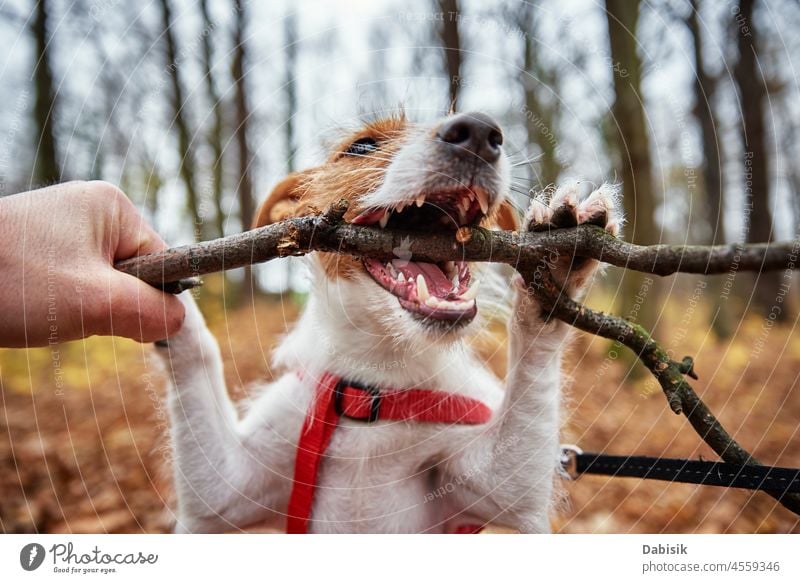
top-left (492, 199), bottom-right (520, 231)
top-left (253, 172), bottom-right (308, 228)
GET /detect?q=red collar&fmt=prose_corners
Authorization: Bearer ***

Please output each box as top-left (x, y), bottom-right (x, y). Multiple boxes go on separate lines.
top-left (286, 371), bottom-right (492, 533)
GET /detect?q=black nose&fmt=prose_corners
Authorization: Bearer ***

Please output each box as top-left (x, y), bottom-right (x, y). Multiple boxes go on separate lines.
top-left (436, 112), bottom-right (503, 163)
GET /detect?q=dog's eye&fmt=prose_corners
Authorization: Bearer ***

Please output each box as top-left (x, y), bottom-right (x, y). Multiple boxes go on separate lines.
top-left (344, 137), bottom-right (379, 157)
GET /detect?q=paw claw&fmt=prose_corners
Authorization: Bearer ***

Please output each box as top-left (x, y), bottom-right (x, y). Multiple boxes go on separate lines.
top-left (605, 219), bottom-right (620, 237)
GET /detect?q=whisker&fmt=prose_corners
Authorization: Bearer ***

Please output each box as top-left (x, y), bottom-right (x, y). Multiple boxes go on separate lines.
top-left (504, 144), bottom-right (531, 159)
top-left (510, 155), bottom-right (543, 168)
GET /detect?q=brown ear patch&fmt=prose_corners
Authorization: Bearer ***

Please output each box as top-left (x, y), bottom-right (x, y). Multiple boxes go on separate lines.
top-left (253, 172), bottom-right (309, 228)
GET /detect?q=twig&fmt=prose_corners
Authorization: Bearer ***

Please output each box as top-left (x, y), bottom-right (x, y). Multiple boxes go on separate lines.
top-left (517, 255), bottom-right (800, 515)
top-left (115, 203), bottom-right (800, 289)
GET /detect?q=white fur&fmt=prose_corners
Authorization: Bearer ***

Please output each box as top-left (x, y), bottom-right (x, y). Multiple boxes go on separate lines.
top-left (157, 117), bottom-right (621, 533)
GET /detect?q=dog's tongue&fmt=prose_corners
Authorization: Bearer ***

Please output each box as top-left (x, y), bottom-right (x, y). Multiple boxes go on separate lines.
top-left (392, 260), bottom-right (453, 297)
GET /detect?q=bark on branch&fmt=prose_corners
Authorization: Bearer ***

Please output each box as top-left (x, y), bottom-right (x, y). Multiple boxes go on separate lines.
top-left (115, 202), bottom-right (800, 514)
top-left (116, 200), bottom-right (800, 291)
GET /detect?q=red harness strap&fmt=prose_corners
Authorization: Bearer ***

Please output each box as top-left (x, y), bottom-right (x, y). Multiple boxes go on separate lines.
top-left (286, 372), bottom-right (492, 534)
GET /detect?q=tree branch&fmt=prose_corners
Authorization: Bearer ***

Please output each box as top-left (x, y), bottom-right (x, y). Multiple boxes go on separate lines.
top-left (116, 201), bottom-right (800, 290)
top-left (115, 203), bottom-right (800, 515)
top-left (516, 255), bottom-right (800, 514)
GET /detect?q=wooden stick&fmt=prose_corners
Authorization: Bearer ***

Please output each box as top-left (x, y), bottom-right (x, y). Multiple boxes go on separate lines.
top-left (115, 201), bottom-right (800, 289)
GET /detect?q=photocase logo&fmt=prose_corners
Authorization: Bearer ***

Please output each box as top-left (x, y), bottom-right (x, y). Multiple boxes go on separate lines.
top-left (19, 543), bottom-right (46, 571)
top-left (392, 236), bottom-right (413, 267)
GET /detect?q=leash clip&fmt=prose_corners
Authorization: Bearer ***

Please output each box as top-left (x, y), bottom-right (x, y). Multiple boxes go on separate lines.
top-left (559, 444), bottom-right (583, 480)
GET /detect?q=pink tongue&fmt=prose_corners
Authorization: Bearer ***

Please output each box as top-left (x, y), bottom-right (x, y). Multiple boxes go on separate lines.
top-left (393, 261), bottom-right (453, 297)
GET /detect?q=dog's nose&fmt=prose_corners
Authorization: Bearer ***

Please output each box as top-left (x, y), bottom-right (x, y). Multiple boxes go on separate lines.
top-left (436, 112), bottom-right (503, 163)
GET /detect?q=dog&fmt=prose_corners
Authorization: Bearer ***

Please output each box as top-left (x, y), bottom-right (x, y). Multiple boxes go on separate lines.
top-left (157, 111), bottom-right (621, 533)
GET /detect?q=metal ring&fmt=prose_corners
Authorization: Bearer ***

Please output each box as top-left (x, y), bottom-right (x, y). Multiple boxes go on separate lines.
top-left (559, 444), bottom-right (583, 480)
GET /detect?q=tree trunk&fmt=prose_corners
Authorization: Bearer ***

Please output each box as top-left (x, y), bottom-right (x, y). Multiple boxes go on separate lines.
top-left (283, 10), bottom-right (298, 176)
top-left (159, 0), bottom-right (204, 241)
top-left (516, 2), bottom-right (561, 188)
top-left (437, 0), bottom-right (462, 111)
top-left (232, 0), bottom-right (256, 302)
top-left (200, 0), bottom-right (227, 240)
top-left (605, 0), bottom-right (661, 333)
top-left (282, 10), bottom-right (299, 292)
top-left (687, 0), bottom-right (731, 338)
top-left (31, 0), bottom-right (60, 185)
top-left (733, 0), bottom-right (786, 320)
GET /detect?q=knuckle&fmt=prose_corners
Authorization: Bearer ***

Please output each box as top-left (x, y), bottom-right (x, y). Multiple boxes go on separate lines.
top-left (86, 180), bottom-right (127, 203)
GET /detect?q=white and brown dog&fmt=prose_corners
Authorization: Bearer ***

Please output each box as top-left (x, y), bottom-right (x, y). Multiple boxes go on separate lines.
top-left (157, 111), bottom-right (621, 533)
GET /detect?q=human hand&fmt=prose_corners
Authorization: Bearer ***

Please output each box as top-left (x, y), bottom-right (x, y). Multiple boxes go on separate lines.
top-left (0, 181), bottom-right (185, 347)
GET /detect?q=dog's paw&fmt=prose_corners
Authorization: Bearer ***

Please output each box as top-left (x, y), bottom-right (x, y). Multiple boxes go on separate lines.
top-left (523, 182), bottom-right (622, 296)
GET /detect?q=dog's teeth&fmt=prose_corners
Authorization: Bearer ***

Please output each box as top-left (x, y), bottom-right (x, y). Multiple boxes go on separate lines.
top-left (398, 272), bottom-right (406, 283)
top-left (387, 262), bottom-right (397, 276)
top-left (379, 212), bottom-right (390, 228)
top-left (435, 297), bottom-right (471, 311)
top-left (451, 273), bottom-right (460, 288)
top-left (460, 279), bottom-right (480, 301)
top-left (396, 201), bottom-right (406, 213)
top-left (416, 274), bottom-right (430, 301)
top-left (416, 194), bottom-right (425, 207)
top-left (461, 198), bottom-right (471, 213)
top-left (476, 191), bottom-right (489, 214)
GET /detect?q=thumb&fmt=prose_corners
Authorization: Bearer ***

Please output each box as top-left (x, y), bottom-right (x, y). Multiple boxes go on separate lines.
top-left (98, 271), bottom-right (186, 343)
top-left (100, 181), bottom-right (170, 260)
top-left (91, 182), bottom-right (185, 341)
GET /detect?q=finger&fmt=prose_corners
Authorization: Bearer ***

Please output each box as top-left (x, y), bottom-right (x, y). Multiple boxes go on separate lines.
top-left (90, 181), bottom-right (169, 260)
top-left (115, 199), bottom-right (167, 258)
top-left (93, 272), bottom-right (186, 342)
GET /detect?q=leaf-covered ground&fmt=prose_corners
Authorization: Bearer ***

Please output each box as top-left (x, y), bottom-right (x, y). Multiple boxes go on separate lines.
top-left (2, 286), bottom-right (799, 534)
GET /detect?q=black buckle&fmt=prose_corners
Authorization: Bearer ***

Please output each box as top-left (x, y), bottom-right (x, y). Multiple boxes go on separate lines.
top-left (333, 379), bottom-right (381, 423)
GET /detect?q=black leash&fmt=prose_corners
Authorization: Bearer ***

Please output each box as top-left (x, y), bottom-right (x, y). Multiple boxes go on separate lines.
top-left (560, 446), bottom-right (800, 497)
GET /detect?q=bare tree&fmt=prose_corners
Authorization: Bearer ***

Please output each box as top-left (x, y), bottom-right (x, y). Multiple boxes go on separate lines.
top-left (232, 0), bottom-right (257, 301)
top-left (200, 0), bottom-right (227, 239)
top-left (437, 0), bottom-right (462, 110)
top-left (512, 1), bottom-right (562, 188)
top-left (733, 0), bottom-right (785, 320)
top-left (159, 0), bottom-right (204, 241)
top-left (283, 9), bottom-right (298, 175)
top-left (684, 0), bottom-right (731, 337)
top-left (31, 0), bottom-right (60, 185)
top-left (605, 0), bottom-right (661, 332)
top-left (280, 9), bottom-right (300, 292)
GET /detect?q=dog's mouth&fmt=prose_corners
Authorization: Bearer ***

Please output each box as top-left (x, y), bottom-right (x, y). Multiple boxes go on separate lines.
top-left (354, 188), bottom-right (489, 323)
